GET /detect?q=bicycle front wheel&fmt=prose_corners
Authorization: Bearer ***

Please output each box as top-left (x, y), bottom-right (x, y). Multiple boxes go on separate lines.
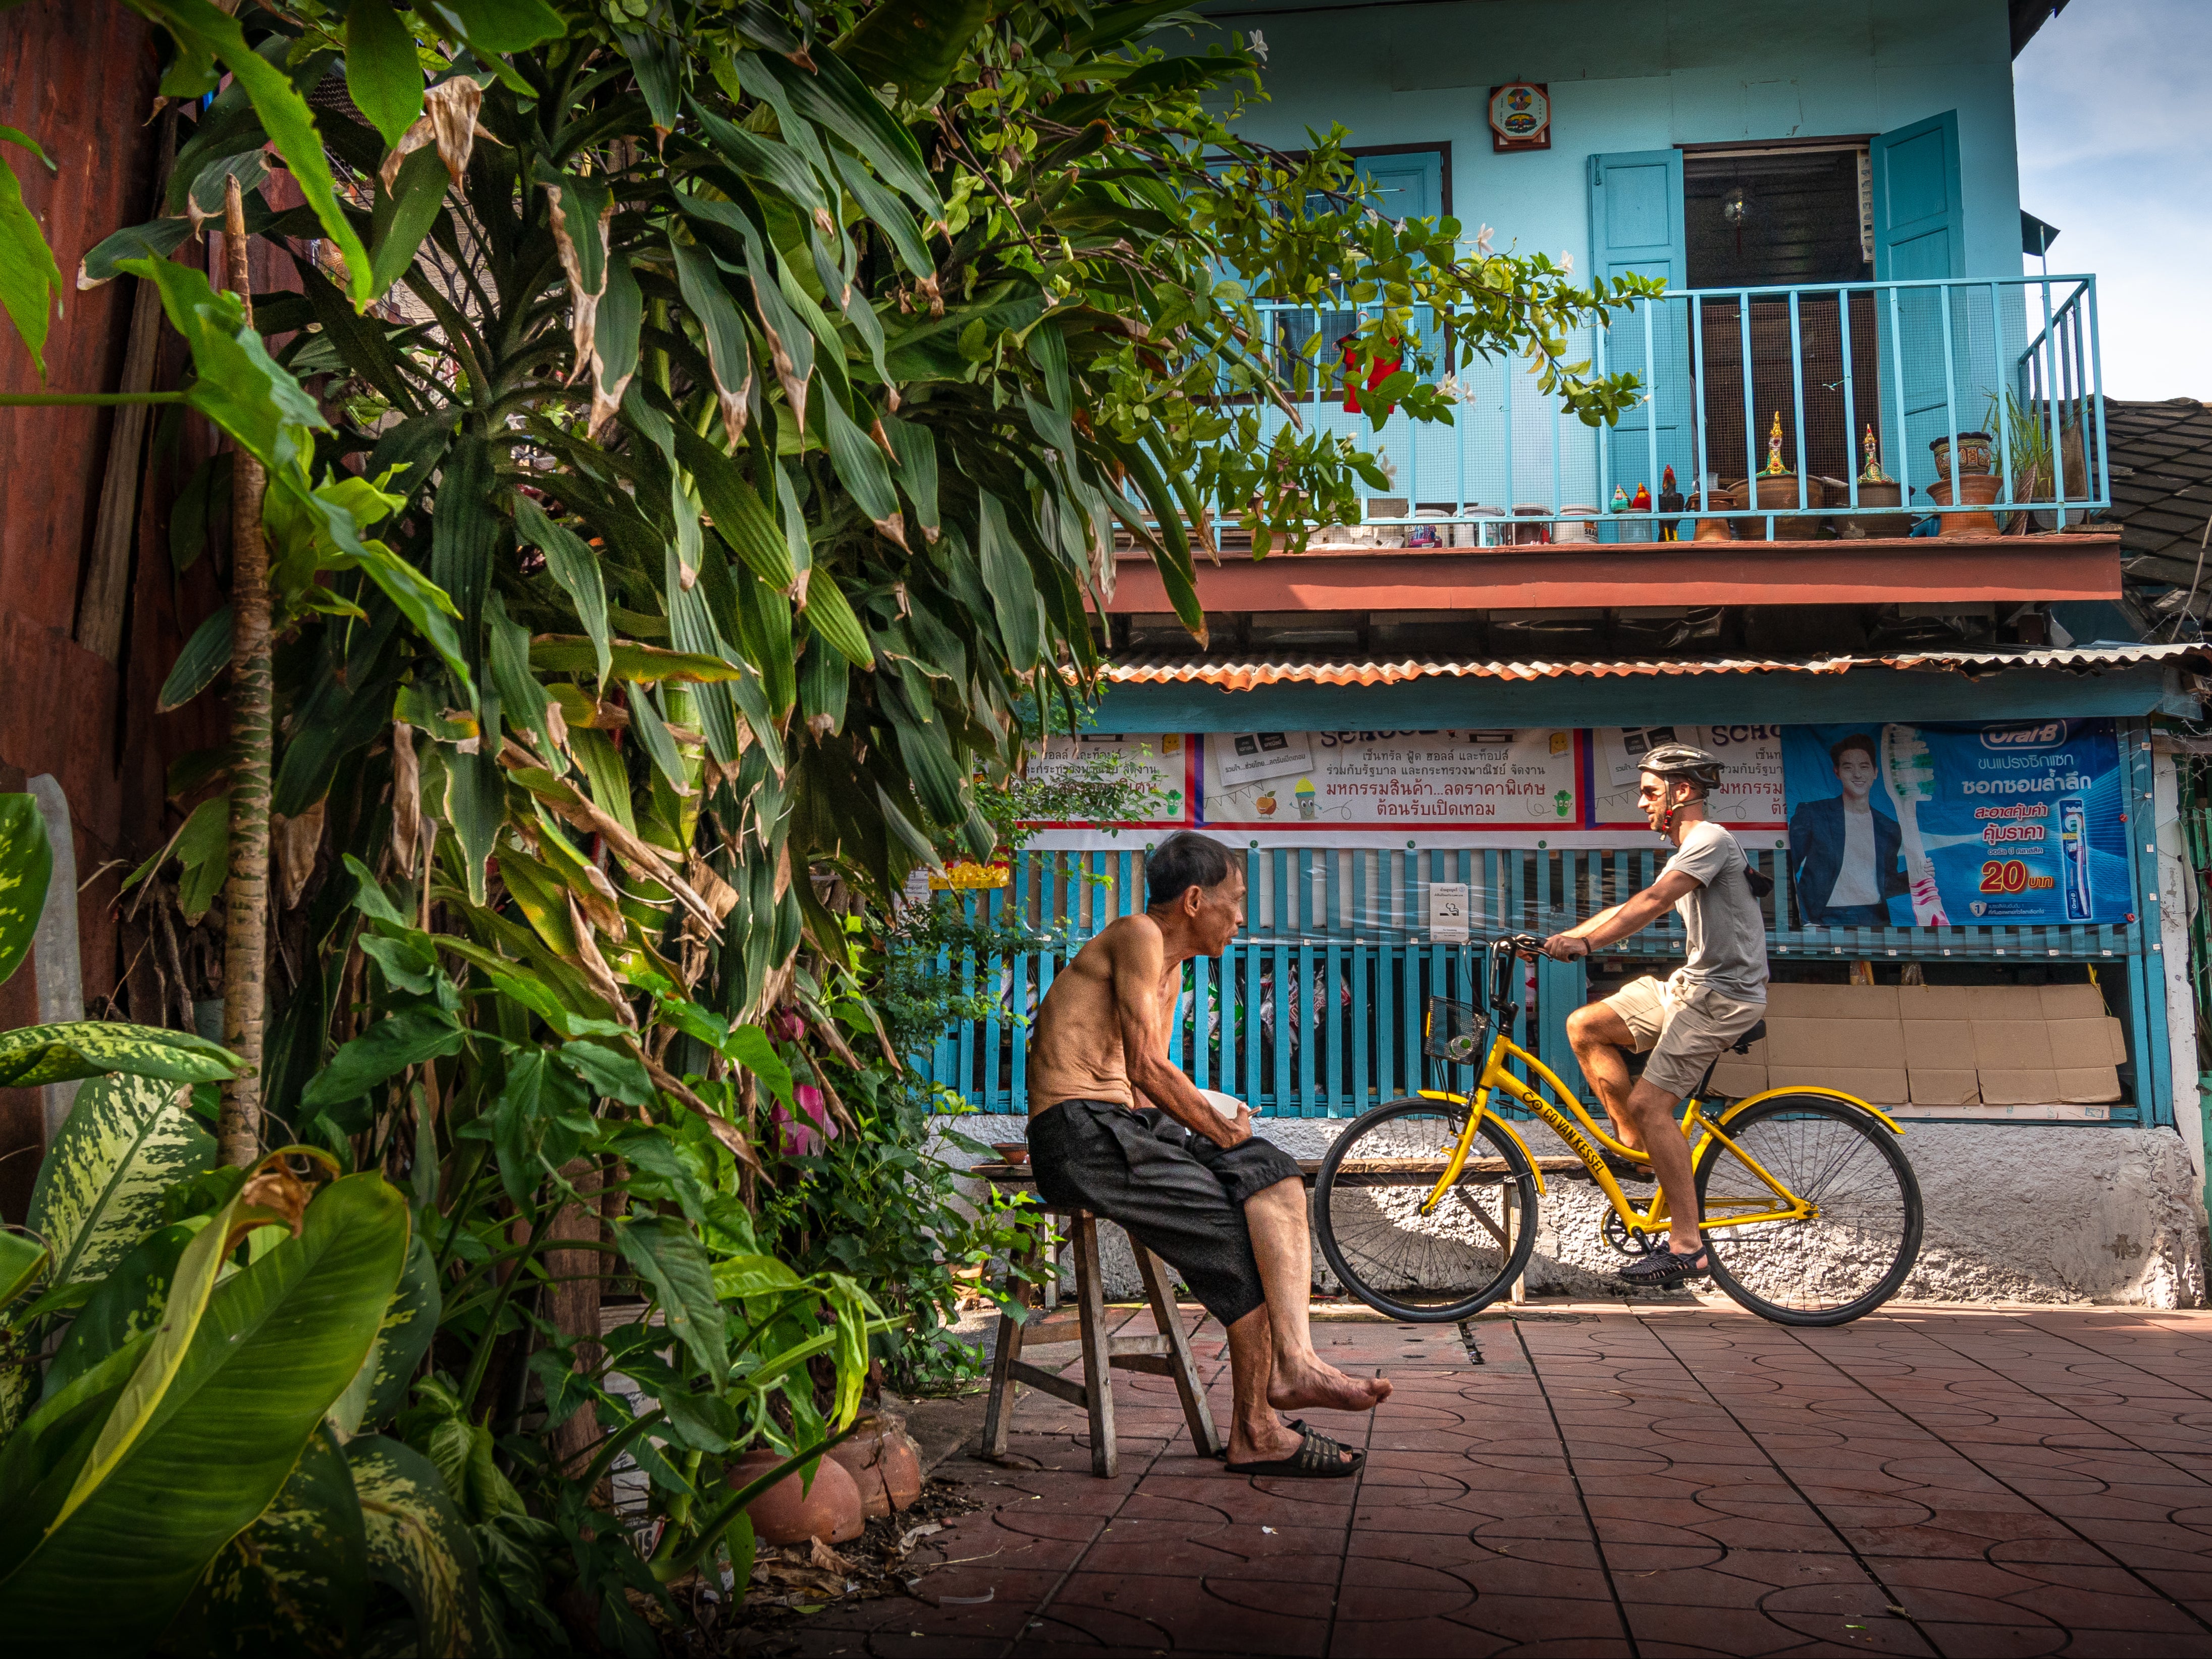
top-left (1315, 1098), bottom-right (1539, 1323)
top-left (1694, 1094), bottom-right (1923, 1326)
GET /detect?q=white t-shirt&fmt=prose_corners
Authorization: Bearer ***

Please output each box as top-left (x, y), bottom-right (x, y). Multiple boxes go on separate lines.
top-left (1827, 806), bottom-right (1881, 908)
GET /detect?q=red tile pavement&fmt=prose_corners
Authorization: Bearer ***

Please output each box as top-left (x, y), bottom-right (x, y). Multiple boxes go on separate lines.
top-left (769, 1303), bottom-right (2212, 1658)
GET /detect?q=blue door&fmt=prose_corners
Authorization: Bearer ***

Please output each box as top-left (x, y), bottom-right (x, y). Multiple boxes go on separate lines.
top-left (1868, 112), bottom-right (1979, 504)
top-left (1588, 150), bottom-right (1690, 512)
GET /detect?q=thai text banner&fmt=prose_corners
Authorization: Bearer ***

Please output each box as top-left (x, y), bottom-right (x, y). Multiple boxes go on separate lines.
top-left (1781, 719), bottom-right (2128, 928)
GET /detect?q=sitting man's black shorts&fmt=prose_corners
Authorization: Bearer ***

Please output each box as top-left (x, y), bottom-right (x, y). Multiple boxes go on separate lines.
top-left (1027, 1098), bottom-right (1303, 1326)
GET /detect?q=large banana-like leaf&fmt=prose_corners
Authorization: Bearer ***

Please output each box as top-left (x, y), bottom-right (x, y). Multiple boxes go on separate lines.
top-left (25, 1072), bottom-right (216, 1288)
top-left (0, 1173), bottom-right (409, 1648)
top-left (0, 1019), bottom-right (244, 1092)
top-left (346, 1434), bottom-right (483, 1656)
top-left (168, 1425), bottom-right (366, 1657)
top-left (0, 792), bottom-right (51, 988)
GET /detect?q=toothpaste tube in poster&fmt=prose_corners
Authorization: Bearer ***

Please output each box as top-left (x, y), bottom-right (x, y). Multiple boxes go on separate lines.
top-left (2058, 796), bottom-right (2091, 920)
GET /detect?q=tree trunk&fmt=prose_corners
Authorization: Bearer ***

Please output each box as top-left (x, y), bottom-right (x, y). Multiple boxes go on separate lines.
top-left (216, 174), bottom-right (272, 1168)
top-left (545, 1158), bottom-right (608, 1478)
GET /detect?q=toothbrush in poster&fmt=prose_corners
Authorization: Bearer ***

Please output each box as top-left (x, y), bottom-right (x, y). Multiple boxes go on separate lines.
top-left (1880, 723), bottom-right (1949, 925)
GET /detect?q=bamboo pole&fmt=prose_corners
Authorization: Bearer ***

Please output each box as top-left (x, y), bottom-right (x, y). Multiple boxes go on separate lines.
top-left (217, 174), bottom-right (273, 1167)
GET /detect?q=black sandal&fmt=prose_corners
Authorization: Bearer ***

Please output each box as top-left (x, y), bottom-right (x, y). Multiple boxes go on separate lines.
top-left (1225, 1419), bottom-right (1364, 1479)
top-left (1618, 1243), bottom-right (1711, 1287)
top-left (1600, 1151), bottom-right (1654, 1184)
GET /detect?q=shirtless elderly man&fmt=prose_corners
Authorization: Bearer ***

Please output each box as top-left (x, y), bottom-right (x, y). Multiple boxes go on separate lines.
top-left (1025, 831), bottom-right (1390, 1477)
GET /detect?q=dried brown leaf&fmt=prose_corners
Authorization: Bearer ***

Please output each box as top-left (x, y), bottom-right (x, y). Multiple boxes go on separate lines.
top-left (271, 798), bottom-right (326, 912)
top-left (566, 894), bottom-right (639, 1029)
top-left (390, 721), bottom-right (420, 876)
top-left (549, 185), bottom-right (615, 387)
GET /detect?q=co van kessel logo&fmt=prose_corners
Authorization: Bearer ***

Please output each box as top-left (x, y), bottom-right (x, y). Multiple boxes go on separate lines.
top-left (1980, 720), bottom-right (2068, 751)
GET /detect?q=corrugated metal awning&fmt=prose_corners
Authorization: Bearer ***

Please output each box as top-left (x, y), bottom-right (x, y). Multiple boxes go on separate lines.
top-left (1099, 642), bottom-right (2205, 693)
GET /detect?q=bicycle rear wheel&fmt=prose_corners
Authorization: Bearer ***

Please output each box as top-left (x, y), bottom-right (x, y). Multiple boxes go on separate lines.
top-left (1315, 1098), bottom-right (1539, 1323)
top-left (1694, 1094), bottom-right (1923, 1326)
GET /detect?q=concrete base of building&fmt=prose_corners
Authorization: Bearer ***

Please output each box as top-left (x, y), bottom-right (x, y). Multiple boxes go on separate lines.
top-left (944, 1114), bottom-right (2208, 1310)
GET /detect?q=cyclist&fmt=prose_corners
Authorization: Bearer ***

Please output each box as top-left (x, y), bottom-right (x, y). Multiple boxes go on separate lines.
top-left (1527, 744), bottom-right (1769, 1287)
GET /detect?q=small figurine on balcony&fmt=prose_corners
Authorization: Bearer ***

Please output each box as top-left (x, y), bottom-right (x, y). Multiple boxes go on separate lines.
top-left (1610, 485), bottom-right (1630, 513)
top-left (1764, 411), bottom-right (1789, 477)
top-left (1630, 482), bottom-right (1653, 512)
top-left (1858, 423), bottom-right (1893, 485)
top-left (1658, 465), bottom-right (1686, 540)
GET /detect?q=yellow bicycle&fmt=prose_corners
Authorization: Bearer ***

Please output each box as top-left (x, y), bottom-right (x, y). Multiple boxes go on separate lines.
top-left (1314, 937), bottom-right (1924, 1327)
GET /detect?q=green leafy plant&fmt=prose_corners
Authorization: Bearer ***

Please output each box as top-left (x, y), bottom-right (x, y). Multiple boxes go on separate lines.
top-left (0, 0), bottom-right (1663, 1643)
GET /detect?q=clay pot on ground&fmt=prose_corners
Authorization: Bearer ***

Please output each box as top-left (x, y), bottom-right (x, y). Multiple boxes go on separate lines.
top-left (827, 1416), bottom-right (924, 1520)
top-left (1930, 431), bottom-right (1994, 479)
top-left (1837, 478), bottom-right (1912, 538)
top-left (990, 1141), bottom-right (1031, 1166)
top-left (1924, 473), bottom-right (2004, 538)
top-left (728, 1446), bottom-right (866, 1545)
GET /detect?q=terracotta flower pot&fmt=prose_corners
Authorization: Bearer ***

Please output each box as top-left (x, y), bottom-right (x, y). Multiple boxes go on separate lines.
top-left (1727, 474), bottom-right (1816, 541)
top-left (1924, 473), bottom-right (2004, 538)
top-left (989, 1142), bottom-right (1031, 1166)
top-left (1836, 479), bottom-right (1911, 538)
top-left (1930, 431), bottom-right (1994, 479)
top-left (728, 1446), bottom-right (866, 1545)
top-left (827, 1416), bottom-right (924, 1519)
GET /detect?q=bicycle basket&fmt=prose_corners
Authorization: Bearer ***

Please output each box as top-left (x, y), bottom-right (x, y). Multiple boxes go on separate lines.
top-left (1423, 997), bottom-right (1490, 1065)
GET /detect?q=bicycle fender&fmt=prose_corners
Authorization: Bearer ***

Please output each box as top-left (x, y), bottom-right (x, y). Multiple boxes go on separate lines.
top-left (1419, 1088), bottom-right (1547, 1195)
top-left (1717, 1086), bottom-right (1906, 1137)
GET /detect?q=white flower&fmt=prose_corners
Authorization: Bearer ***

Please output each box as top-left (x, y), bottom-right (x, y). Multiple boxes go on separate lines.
top-left (1560, 251), bottom-right (1573, 275)
top-left (1247, 28), bottom-right (1269, 63)
top-left (1438, 372), bottom-right (1462, 401)
top-left (1475, 224), bottom-right (1495, 256)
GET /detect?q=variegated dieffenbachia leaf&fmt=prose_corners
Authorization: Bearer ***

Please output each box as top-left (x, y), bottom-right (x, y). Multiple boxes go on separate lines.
top-left (0, 1019), bottom-right (244, 1092)
top-left (172, 1425), bottom-right (367, 1656)
top-left (0, 793), bottom-right (50, 989)
top-left (346, 1434), bottom-right (483, 1657)
top-left (25, 1072), bottom-right (216, 1287)
top-left (362, 1228), bottom-right (441, 1425)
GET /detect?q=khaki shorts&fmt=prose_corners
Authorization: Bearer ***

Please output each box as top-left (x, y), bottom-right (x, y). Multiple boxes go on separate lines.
top-left (1601, 975), bottom-right (1766, 1101)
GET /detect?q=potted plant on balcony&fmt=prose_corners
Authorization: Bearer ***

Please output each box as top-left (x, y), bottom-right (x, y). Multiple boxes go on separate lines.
top-left (1728, 414), bottom-right (1817, 540)
top-left (1839, 426), bottom-right (1912, 538)
top-left (1929, 429), bottom-right (1995, 480)
top-left (1983, 389), bottom-right (2059, 533)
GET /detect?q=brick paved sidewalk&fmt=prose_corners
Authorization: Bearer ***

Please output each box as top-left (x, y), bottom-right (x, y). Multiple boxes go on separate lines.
top-left (780, 1301), bottom-right (2212, 1658)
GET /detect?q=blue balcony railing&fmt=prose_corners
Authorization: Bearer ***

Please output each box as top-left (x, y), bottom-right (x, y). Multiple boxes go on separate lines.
top-left (1239, 273), bottom-right (2109, 544)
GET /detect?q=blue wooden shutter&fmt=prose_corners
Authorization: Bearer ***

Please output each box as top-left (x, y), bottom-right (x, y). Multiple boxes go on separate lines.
top-left (1869, 111), bottom-right (1963, 281)
top-left (1588, 151), bottom-right (1688, 509)
top-left (1870, 112), bottom-right (1969, 502)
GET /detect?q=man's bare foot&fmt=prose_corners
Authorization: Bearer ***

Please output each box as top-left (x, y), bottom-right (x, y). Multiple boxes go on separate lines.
top-left (1266, 1355), bottom-right (1392, 1414)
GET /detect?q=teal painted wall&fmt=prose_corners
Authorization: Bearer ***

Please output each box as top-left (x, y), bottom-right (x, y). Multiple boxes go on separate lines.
top-left (1190, 0), bottom-right (2025, 284)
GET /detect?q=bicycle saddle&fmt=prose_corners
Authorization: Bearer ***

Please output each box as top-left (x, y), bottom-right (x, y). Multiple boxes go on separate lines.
top-left (1730, 1020), bottom-right (1767, 1055)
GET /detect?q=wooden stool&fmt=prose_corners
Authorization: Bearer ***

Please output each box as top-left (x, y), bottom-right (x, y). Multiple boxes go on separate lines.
top-left (981, 1208), bottom-right (1222, 1477)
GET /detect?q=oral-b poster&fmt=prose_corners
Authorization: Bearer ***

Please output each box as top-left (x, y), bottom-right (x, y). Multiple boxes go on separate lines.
top-left (1781, 720), bottom-right (2129, 928)
top-left (1199, 730), bottom-right (1581, 829)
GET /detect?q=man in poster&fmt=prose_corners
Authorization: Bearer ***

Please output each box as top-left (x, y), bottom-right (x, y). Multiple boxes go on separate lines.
top-left (1787, 733), bottom-right (1909, 926)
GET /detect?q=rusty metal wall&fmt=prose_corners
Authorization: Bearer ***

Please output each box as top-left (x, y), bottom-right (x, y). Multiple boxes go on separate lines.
top-left (0, 1), bottom-right (234, 1214)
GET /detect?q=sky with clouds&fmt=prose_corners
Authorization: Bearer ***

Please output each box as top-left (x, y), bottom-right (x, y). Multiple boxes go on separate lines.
top-left (2014, 0), bottom-right (2212, 400)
